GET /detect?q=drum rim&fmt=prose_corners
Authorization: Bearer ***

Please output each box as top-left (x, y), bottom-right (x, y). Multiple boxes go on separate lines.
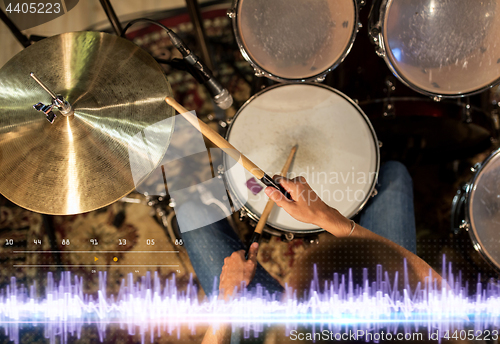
top-left (358, 97), bottom-right (486, 111)
top-left (379, 0), bottom-right (500, 99)
top-left (450, 183), bottom-right (469, 232)
top-left (229, 0), bottom-right (359, 83)
top-left (223, 82), bottom-right (380, 234)
top-left (465, 147), bottom-right (500, 274)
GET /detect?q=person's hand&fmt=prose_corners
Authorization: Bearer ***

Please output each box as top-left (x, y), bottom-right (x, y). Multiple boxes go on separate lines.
top-left (219, 243), bottom-right (258, 300)
top-left (264, 176), bottom-right (352, 237)
top-left (265, 176), bottom-right (328, 224)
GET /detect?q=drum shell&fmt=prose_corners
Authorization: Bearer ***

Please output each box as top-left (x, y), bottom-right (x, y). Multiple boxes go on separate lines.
top-left (228, 0), bottom-right (359, 82)
top-left (372, 0), bottom-right (500, 98)
top-left (452, 149), bottom-right (500, 274)
top-left (223, 83), bottom-right (380, 235)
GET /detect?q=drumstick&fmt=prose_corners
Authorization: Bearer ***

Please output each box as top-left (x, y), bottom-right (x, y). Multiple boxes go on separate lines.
top-left (245, 145), bottom-right (297, 259)
top-left (165, 96), bottom-right (292, 199)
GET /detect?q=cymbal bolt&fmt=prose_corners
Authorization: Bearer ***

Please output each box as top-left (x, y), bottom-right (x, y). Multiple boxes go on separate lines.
top-left (33, 102), bottom-right (56, 124)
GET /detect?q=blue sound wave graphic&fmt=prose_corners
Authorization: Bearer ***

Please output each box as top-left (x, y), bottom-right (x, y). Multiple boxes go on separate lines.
top-left (0, 257), bottom-right (499, 344)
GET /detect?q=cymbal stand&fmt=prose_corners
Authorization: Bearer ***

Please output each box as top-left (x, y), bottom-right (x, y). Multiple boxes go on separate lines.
top-left (99, 0), bottom-right (122, 36)
top-left (0, 9), bottom-right (31, 47)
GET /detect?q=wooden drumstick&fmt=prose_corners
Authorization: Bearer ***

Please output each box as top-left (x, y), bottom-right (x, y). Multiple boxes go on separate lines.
top-left (245, 145), bottom-right (298, 259)
top-left (164, 96), bottom-right (292, 199)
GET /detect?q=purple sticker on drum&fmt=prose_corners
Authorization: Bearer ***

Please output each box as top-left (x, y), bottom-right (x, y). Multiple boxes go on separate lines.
top-left (246, 178), bottom-right (263, 195)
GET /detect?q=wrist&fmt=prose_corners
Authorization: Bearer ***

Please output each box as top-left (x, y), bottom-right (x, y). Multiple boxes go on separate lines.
top-left (313, 205), bottom-right (337, 228)
top-left (220, 287), bottom-right (236, 301)
top-left (315, 206), bottom-right (352, 237)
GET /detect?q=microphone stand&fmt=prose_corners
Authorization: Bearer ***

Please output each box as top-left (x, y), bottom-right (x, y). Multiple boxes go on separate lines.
top-left (185, 0), bottom-right (213, 70)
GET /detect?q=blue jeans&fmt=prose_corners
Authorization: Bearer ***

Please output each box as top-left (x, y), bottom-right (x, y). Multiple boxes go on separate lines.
top-left (179, 160), bottom-right (416, 297)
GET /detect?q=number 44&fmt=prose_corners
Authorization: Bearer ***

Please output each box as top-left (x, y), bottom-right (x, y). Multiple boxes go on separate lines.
top-left (5, 3), bottom-right (21, 13)
top-left (33, 239), bottom-right (42, 245)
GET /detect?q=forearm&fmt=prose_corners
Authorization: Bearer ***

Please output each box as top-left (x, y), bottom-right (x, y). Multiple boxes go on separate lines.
top-left (205, 246), bottom-right (258, 344)
top-left (201, 325), bottom-right (231, 344)
top-left (316, 206), bottom-right (444, 285)
top-left (200, 290), bottom-right (240, 343)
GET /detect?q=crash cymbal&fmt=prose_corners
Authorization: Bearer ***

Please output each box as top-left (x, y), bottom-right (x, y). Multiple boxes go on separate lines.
top-left (0, 31), bottom-right (175, 215)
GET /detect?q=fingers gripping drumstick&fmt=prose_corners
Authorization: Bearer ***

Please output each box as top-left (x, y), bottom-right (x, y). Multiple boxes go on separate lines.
top-left (245, 145), bottom-right (297, 259)
top-left (164, 97), bottom-right (292, 199)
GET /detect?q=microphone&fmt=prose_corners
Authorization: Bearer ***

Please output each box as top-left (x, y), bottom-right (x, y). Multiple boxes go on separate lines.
top-left (167, 30), bottom-right (233, 110)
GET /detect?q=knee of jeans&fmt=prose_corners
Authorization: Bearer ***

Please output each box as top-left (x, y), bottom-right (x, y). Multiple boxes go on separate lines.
top-left (177, 202), bottom-right (214, 242)
top-left (380, 161), bottom-right (413, 193)
top-left (175, 201), bottom-right (214, 233)
top-left (176, 201), bottom-right (199, 217)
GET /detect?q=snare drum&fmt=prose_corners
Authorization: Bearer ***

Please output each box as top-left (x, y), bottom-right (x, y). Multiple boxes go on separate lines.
top-left (223, 83), bottom-right (379, 235)
top-left (228, 0), bottom-right (359, 82)
top-left (451, 148), bottom-right (500, 273)
top-left (370, 0), bottom-right (500, 97)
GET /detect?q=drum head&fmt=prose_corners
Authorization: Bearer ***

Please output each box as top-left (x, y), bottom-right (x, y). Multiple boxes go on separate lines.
top-left (224, 84), bottom-right (379, 233)
top-left (382, 0), bottom-right (500, 96)
top-left (233, 0), bottom-right (357, 82)
top-left (468, 149), bottom-right (500, 270)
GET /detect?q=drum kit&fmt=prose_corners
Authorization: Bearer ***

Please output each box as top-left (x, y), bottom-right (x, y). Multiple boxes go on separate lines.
top-left (0, 0), bottom-right (500, 271)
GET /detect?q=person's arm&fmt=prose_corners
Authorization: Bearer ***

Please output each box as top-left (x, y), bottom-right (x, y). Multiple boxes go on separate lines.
top-left (201, 243), bottom-right (259, 344)
top-left (265, 176), bottom-right (444, 284)
top-left (201, 324), bottom-right (232, 344)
